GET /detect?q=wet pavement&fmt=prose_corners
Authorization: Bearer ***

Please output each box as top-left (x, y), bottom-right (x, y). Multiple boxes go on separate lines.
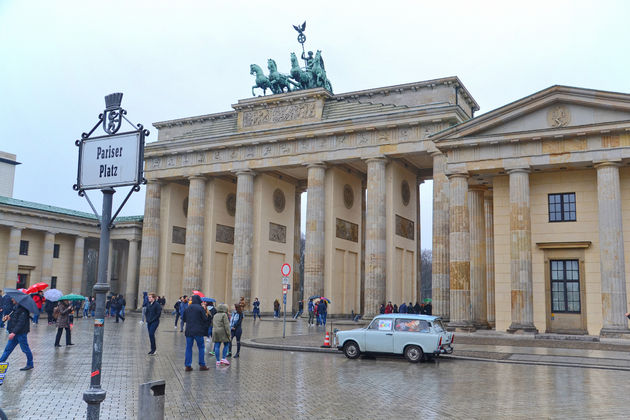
top-left (0, 313), bottom-right (629, 419)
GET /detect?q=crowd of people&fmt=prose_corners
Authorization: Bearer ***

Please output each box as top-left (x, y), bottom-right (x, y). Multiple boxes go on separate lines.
top-left (379, 300), bottom-right (433, 315)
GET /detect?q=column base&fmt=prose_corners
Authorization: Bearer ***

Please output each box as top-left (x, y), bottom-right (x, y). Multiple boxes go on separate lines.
top-left (599, 327), bottom-right (630, 338)
top-left (447, 320), bottom-right (476, 332)
top-left (473, 321), bottom-right (491, 329)
top-left (506, 323), bottom-right (538, 334)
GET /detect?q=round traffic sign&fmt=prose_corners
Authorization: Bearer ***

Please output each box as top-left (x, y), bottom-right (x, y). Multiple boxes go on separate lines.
top-left (281, 263), bottom-right (291, 277)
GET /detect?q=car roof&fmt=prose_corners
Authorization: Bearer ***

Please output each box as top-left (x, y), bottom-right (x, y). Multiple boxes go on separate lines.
top-left (373, 314), bottom-right (441, 321)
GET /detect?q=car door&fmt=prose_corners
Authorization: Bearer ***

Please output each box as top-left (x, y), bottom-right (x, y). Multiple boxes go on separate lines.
top-left (393, 318), bottom-right (432, 353)
top-left (364, 318), bottom-right (394, 353)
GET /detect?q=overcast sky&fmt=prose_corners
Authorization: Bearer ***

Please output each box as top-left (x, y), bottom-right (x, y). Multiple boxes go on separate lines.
top-left (1, 0), bottom-right (629, 249)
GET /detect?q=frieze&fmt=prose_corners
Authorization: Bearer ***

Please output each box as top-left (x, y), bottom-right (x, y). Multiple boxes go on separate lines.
top-left (395, 215), bottom-right (414, 240)
top-left (336, 218), bottom-right (359, 243)
top-left (172, 226), bottom-right (186, 245)
top-left (216, 224), bottom-right (235, 245)
top-left (242, 102), bottom-right (317, 128)
top-left (269, 222), bottom-right (287, 243)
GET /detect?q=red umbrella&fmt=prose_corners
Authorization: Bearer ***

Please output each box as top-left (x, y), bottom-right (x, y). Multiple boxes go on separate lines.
top-left (26, 282), bottom-right (49, 294)
top-left (192, 290), bottom-right (205, 297)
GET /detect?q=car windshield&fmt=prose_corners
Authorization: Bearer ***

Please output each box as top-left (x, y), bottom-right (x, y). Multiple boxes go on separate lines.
top-left (433, 319), bottom-right (445, 332)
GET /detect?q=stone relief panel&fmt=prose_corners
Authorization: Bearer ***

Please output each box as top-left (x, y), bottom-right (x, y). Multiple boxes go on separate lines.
top-left (172, 226), bottom-right (186, 245)
top-left (226, 193), bottom-right (237, 217)
top-left (216, 224), bottom-right (235, 244)
top-left (547, 105), bottom-right (571, 128)
top-left (166, 156), bottom-right (177, 167)
top-left (151, 158), bottom-right (161, 169)
top-left (395, 215), bottom-right (415, 240)
top-left (401, 180), bottom-right (410, 206)
top-left (343, 184), bottom-right (354, 209)
top-left (242, 102), bottom-right (316, 128)
top-left (273, 188), bottom-right (286, 213)
top-left (336, 218), bottom-right (359, 243)
top-left (269, 222), bottom-right (287, 243)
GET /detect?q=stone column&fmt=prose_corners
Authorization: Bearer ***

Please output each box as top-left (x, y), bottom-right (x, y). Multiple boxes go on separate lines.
top-left (5, 227), bottom-right (22, 289)
top-left (231, 170), bottom-right (255, 304)
top-left (183, 176), bottom-right (206, 296)
top-left (431, 152), bottom-right (450, 319)
top-left (448, 173), bottom-right (474, 330)
top-left (507, 168), bottom-right (537, 333)
top-left (72, 236), bottom-right (85, 293)
top-left (125, 239), bottom-right (139, 308)
top-left (485, 191), bottom-right (496, 328)
top-left (469, 186), bottom-right (488, 328)
top-left (595, 161), bottom-right (630, 336)
top-left (364, 157), bottom-right (387, 317)
top-left (138, 181), bottom-right (161, 307)
top-left (41, 231), bottom-right (55, 284)
top-left (360, 180), bottom-right (366, 313)
top-left (304, 163), bottom-right (326, 301)
top-left (416, 177), bottom-right (423, 302)
top-left (293, 187), bottom-right (304, 312)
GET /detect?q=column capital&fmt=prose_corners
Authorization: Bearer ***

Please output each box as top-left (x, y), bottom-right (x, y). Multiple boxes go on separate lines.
top-left (446, 171), bottom-right (469, 180)
top-left (145, 178), bottom-right (163, 185)
top-left (505, 167), bottom-right (530, 175)
top-left (364, 155), bottom-right (387, 165)
top-left (468, 184), bottom-right (488, 193)
top-left (232, 168), bottom-right (256, 177)
top-left (128, 238), bottom-right (140, 244)
top-left (594, 159), bottom-right (622, 170)
top-left (188, 175), bottom-right (207, 181)
top-left (430, 150), bottom-right (445, 158)
top-left (304, 162), bottom-right (327, 170)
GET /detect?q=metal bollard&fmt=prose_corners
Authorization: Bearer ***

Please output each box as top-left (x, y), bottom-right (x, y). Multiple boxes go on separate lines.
top-left (138, 380), bottom-right (165, 420)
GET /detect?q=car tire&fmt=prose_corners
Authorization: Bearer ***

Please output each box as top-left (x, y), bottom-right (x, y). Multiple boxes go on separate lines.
top-left (343, 341), bottom-right (361, 359)
top-left (404, 345), bottom-right (424, 363)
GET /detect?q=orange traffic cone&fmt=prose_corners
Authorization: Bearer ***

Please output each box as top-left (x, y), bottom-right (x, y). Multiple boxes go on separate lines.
top-left (321, 331), bottom-right (331, 348)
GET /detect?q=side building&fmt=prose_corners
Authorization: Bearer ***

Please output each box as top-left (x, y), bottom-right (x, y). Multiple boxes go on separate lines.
top-left (0, 153), bottom-right (143, 308)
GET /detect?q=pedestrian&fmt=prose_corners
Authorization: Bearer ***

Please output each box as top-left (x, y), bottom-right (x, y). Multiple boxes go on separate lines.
top-left (206, 301), bottom-right (217, 351)
top-left (228, 303), bottom-right (243, 358)
top-left (413, 301), bottom-right (421, 314)
top-left (120, 294), bottom-right (127, 318)
top-left (252, 297), bottom-right (261, 320)
top-left (385, 301), bottom-right (393, 314)
top-left (307, 298), bottom-right (315, 325)
top-left (83, 298), bottom-right (90, 318)
top-left (146, 293), bottom-right (161, 355)
top-left (0, 290), bottom-right (3, 329)
top-left (140, 291), bottom-right (149, 324)
top-left (379, 303), bottom-right (385, 314)
top-left (239, 296), bottom-right (246, 313)
top-left (31, 291), bottom-right (44, 325)
top-left (54, 300), bottom-right (74, 347)
top-left (317, 299), bottom-right (327, 326)
top-left (89, 297), bottom-right (96, 317)
top-left (399, 302), bottom-right (407, 314)
top-left (1, 292), bottom-right (13, 329)
top-left (44, 299), bottom-right (55, 325)
top-left (212, 303), bottom-right (231, 367)
top-left (273, 299), bottom-right (280, 318)
top-left (174, 297), bottom-right (182, 329)
top-left (105, 296), bottom-right (111, 318)
top-left (293, 300), bottom-right (304, 319)
top-left (183, 295), bottom-right (209, 371)
top-left (393, 304), bottom-right (398, 313)
top-left (314, 301), bottom-right (320, 325)
top-left (424, 299), bottom-right (432, 315)
top-left (0, 297), bottom-right (34, 371)
top-left (179, 295), bottom-right (188, 332)
top-left (112, 295), bottom-right (124, 323)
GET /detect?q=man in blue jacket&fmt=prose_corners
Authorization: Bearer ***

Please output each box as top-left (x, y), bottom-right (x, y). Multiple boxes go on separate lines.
top-left (0, 298), bottom-right (34, 371)
top-left (179, 296), bottom-right (188, 332)
top-left (182, 295), bottom-right (209, 371)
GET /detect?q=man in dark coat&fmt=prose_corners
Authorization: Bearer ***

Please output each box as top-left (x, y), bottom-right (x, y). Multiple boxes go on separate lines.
top-left (0, 298), bottom-right (34, 370)
top-left (145, 293), bottom-right (162, 355)
top-left (182, 295), bottom-right (209, 371)
top-left (113, 294), bottom-right (125, 323)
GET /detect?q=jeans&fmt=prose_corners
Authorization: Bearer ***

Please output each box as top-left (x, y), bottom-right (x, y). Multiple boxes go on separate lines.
top-left (321, 312), bottom-right (327, 325)
top-left (274, 310), bottom-right (279, 318)
top-left (185, 336), bottom-right (206, 367)
top-left (174, 312), bottom-right (180, 326)
top-left (252, 309), bottom-right (260, 320)
top-left (121, 306), bottom-right (125, 317)
top-left (207, 325), bottom-right (213, 338)
top-left (115, 309), bottom-right (125, 323)
top-left (147, 321), bottom-right (159, 352)
top-left (0, 333), bottom-right (33, 367)
top-left (213, 342), bottom-right (229, 362)
top-left (293, 310), bottom-right (303, 319)
top-left (55, 327), bottom-right (72, 346)
top-left (141, 307), bottom-right (147, 322)
top-left (308, 311), bottom-right (314, 324)
top-left (91, 310), bottom-right (95, 317)
top-left (229, 327), bottom-right (242, 354)
top-left (83, 308), bottom-right (89, 318)
top-left (33, 311), bottom-right (40, 324)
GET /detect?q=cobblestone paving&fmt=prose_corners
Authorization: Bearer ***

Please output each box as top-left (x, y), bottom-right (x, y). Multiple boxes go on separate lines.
top-left (0, 314), bottom-right (628, 419)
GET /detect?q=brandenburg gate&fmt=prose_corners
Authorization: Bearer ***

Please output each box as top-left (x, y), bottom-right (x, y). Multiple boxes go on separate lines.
top-left (138, 77), bottom-right (478, 317)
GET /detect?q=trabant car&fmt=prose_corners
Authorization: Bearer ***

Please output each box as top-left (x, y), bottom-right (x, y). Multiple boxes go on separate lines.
top-left (336, 314), bottom-right (454, 362)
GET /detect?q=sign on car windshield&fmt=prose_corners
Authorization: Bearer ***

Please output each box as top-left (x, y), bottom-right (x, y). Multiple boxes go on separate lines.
top-left (378, 320), bottom-right (392, 330)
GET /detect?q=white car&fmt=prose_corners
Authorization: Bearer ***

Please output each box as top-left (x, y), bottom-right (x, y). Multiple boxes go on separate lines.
top-left (336, 314), bottom-right (454, 362)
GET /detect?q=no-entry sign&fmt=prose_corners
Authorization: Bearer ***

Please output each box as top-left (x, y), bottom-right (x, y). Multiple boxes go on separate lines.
top-left (281, 263), bottom-right (291, 277)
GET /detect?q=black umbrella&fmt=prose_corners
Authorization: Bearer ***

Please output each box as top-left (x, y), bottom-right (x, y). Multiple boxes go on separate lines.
top-left (3, 288), bottom-right (39, 314)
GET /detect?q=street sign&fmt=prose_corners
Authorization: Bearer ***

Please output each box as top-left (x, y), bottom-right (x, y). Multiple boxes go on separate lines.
top-left (283, 294), bottom-right (287, 304)
top-left (281, 263), bottom-right (291, 277)
top-left (78, 130), bottom-right (144, 190)
top-left (282, 276), bottom-right (290, 285)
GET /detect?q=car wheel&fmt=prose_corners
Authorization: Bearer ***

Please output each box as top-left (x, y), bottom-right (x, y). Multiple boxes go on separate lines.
top-left (404, 345), bottom-right (424, 363)
top-left (343, 341), bottom-right (361, 359)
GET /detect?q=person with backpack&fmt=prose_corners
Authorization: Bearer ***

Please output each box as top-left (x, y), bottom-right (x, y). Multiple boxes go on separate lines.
top-left (54, 300), bottom-right (73, 347)
top-left (0, 297), bottom-right (34, 371)
top-left (212, 303), bottom-right (231, 367)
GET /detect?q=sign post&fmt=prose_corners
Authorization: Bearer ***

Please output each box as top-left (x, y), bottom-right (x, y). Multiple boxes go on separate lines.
top-left (281, 264), bottom-right (291, 339)
top-left (74, 93), bottom-right (147, 420)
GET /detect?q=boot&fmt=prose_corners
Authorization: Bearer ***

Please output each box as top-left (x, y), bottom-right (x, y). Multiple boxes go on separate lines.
top-left (234, 342), bottom-right (241, 358)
